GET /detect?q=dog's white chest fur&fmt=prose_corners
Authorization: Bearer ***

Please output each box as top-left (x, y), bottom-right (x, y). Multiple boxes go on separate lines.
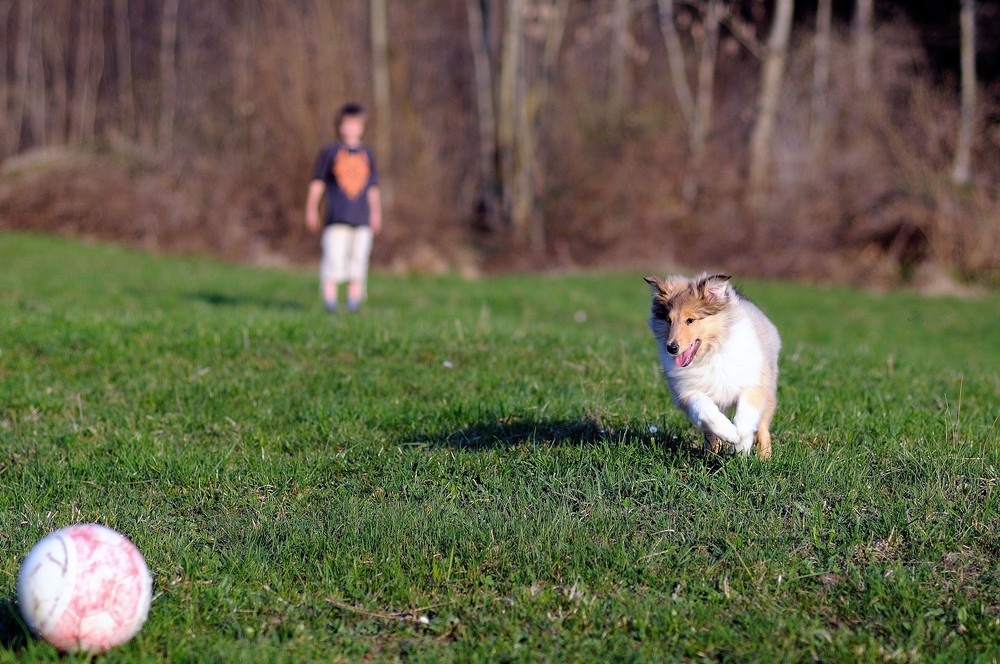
top-left (662, 314), bottom-right (763, 411)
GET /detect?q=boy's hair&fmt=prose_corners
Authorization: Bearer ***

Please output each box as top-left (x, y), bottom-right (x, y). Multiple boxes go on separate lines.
top-left (336, 102), bottom-right (365, 127)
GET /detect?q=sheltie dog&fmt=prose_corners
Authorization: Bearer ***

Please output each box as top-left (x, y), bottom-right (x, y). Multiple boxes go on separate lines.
top-left (644, 273), bottom-right (781, 458)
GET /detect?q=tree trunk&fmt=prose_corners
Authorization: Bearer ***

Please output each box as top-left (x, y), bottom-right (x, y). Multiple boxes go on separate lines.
top-left (497, 0), bottom-right (522, 233)
top-left (656, 0), bottom-right (720, 199)
top-left (694, 0), bottom-right (721, 164)
top-left (747, 0), bottom-right (794, 210)
top-left (466, 0), bottom-right (500, 230)
top-left (72, 0), bottom-right (104, 145)
top-left (495, 0), bottom-right (568, 249)
top-left (370, 0), bottom-right (393, 208)
top-left (232, 2), bottom-right (254, 155)
top-left (9, 0), bottom-right (33, 155)
top-left (810, 0), bottom-right (832, 154)
top-left (41, 7), bottom-right (70, 146)
top-left (26, 15), bottom-right (45, 147)
top-left (88, 3), bottom-right (106, 143)
top-left (0, 0), bottom-right (9, 158)
top-left (70, 2), bottom-right (95, 144)
top-left (656, 0), bottom-right (696, 133)
top-left (607, 0), bottom-right (629, 130)
top-left (516, 0), bottom-right (568, 250)
top-left (113, 0), bottom-right (137, 141)
top-left (853, 0), bottom-right (873, 93)
top-left (158, 0), bottom-right (179, 150)
top-left (951, 0), bottom-right (976, 185)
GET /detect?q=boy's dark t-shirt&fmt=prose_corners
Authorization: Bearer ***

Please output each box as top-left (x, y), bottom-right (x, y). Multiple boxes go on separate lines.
top-left (312, 142), bottom-right (379, 227)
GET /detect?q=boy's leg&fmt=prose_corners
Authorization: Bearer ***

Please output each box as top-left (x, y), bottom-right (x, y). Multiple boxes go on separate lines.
top-left (321, 225), bottom-right (350, 311)
top-left (347, 281), bottom-right (364, 309)
top-left (346, 227), bottom-right (373, 311)
top-left (322, 280), bottom-right (338, 312)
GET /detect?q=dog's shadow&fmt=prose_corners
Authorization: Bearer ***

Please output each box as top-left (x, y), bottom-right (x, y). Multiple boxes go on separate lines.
top-left (422, 416), bottom-right (706, 460)
top-left (0, 599), bottom-right (29, 651)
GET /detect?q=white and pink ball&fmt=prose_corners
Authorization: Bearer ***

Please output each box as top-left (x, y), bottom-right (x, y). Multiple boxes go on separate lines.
top-left (17, 524), bottom-right (152, 654)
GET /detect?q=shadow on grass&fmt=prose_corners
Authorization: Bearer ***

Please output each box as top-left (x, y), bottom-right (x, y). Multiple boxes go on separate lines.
top-left (185, 291), bottom-right (306, 311)
top-left (0, 599), bottom-right (29, 651)
top-left (424, 416), bottom-right (702, 459)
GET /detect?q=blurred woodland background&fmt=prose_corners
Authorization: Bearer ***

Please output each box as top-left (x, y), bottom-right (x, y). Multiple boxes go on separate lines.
top-left (1, 0), bottom-right (998, 287)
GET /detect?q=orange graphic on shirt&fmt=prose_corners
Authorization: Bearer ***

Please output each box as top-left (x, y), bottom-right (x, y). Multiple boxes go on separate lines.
top-left (333, 148), bottom-right (370, 200)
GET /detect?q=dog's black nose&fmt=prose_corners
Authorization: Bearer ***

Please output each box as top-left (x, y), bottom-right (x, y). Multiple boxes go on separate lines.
top-left (666, 341), bottom-right (679, 355)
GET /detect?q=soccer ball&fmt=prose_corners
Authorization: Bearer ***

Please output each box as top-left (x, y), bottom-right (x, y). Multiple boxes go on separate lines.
top-left (17, 524), bottom-right (153, 653)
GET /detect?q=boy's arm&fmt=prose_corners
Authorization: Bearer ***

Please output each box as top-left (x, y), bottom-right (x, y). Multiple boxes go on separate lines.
top-left (367, 185), bottom-right (382, 235)
top-left (306, 180), bottom-right (325, 233)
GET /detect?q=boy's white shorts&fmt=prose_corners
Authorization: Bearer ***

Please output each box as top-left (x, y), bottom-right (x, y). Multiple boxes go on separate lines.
top-left (320, 224), bottom-right (373, 285)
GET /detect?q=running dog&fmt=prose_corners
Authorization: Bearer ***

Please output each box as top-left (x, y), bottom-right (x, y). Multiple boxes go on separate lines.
top-left (644, 273), bottom-right (781, 458)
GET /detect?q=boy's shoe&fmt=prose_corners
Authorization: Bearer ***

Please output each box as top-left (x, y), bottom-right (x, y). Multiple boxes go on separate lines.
top-left (346, 300), bottom-right (362, 313)
top-left (324, 300), bottom-right (338, 314)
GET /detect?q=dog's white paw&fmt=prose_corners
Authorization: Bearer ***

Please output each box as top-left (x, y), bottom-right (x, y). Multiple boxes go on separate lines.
top-left (711, 421), bottom-right (740, 446)
top-left (733, 436), bottom-right (754, 457)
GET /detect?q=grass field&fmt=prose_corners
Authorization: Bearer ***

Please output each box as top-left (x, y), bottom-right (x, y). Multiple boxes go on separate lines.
top-left (1, 231), bottom-right (998, 662)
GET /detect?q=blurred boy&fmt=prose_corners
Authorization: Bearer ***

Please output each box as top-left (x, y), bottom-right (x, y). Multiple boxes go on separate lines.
top-left (306, 103), bottom-right (382, 313)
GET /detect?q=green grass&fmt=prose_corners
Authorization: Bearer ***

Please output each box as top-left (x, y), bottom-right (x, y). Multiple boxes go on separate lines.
top-left (1, 231), bottom-right (998, 662)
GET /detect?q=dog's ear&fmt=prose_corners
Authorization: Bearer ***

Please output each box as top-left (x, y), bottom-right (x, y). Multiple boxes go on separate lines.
top-left (644, 276), bottom-right (666, 296)
top-left (644, 275), bottom-right (682, 299)
top-left (698, 274), bottom-right (732, 303)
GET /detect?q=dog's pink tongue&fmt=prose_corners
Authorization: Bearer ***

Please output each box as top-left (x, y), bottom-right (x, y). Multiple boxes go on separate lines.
top-left (675, 340), bottom-right (700, 367)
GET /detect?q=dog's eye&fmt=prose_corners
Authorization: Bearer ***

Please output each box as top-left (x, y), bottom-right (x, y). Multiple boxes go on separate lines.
top-left (685, 318), bottom-right (695, 325)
